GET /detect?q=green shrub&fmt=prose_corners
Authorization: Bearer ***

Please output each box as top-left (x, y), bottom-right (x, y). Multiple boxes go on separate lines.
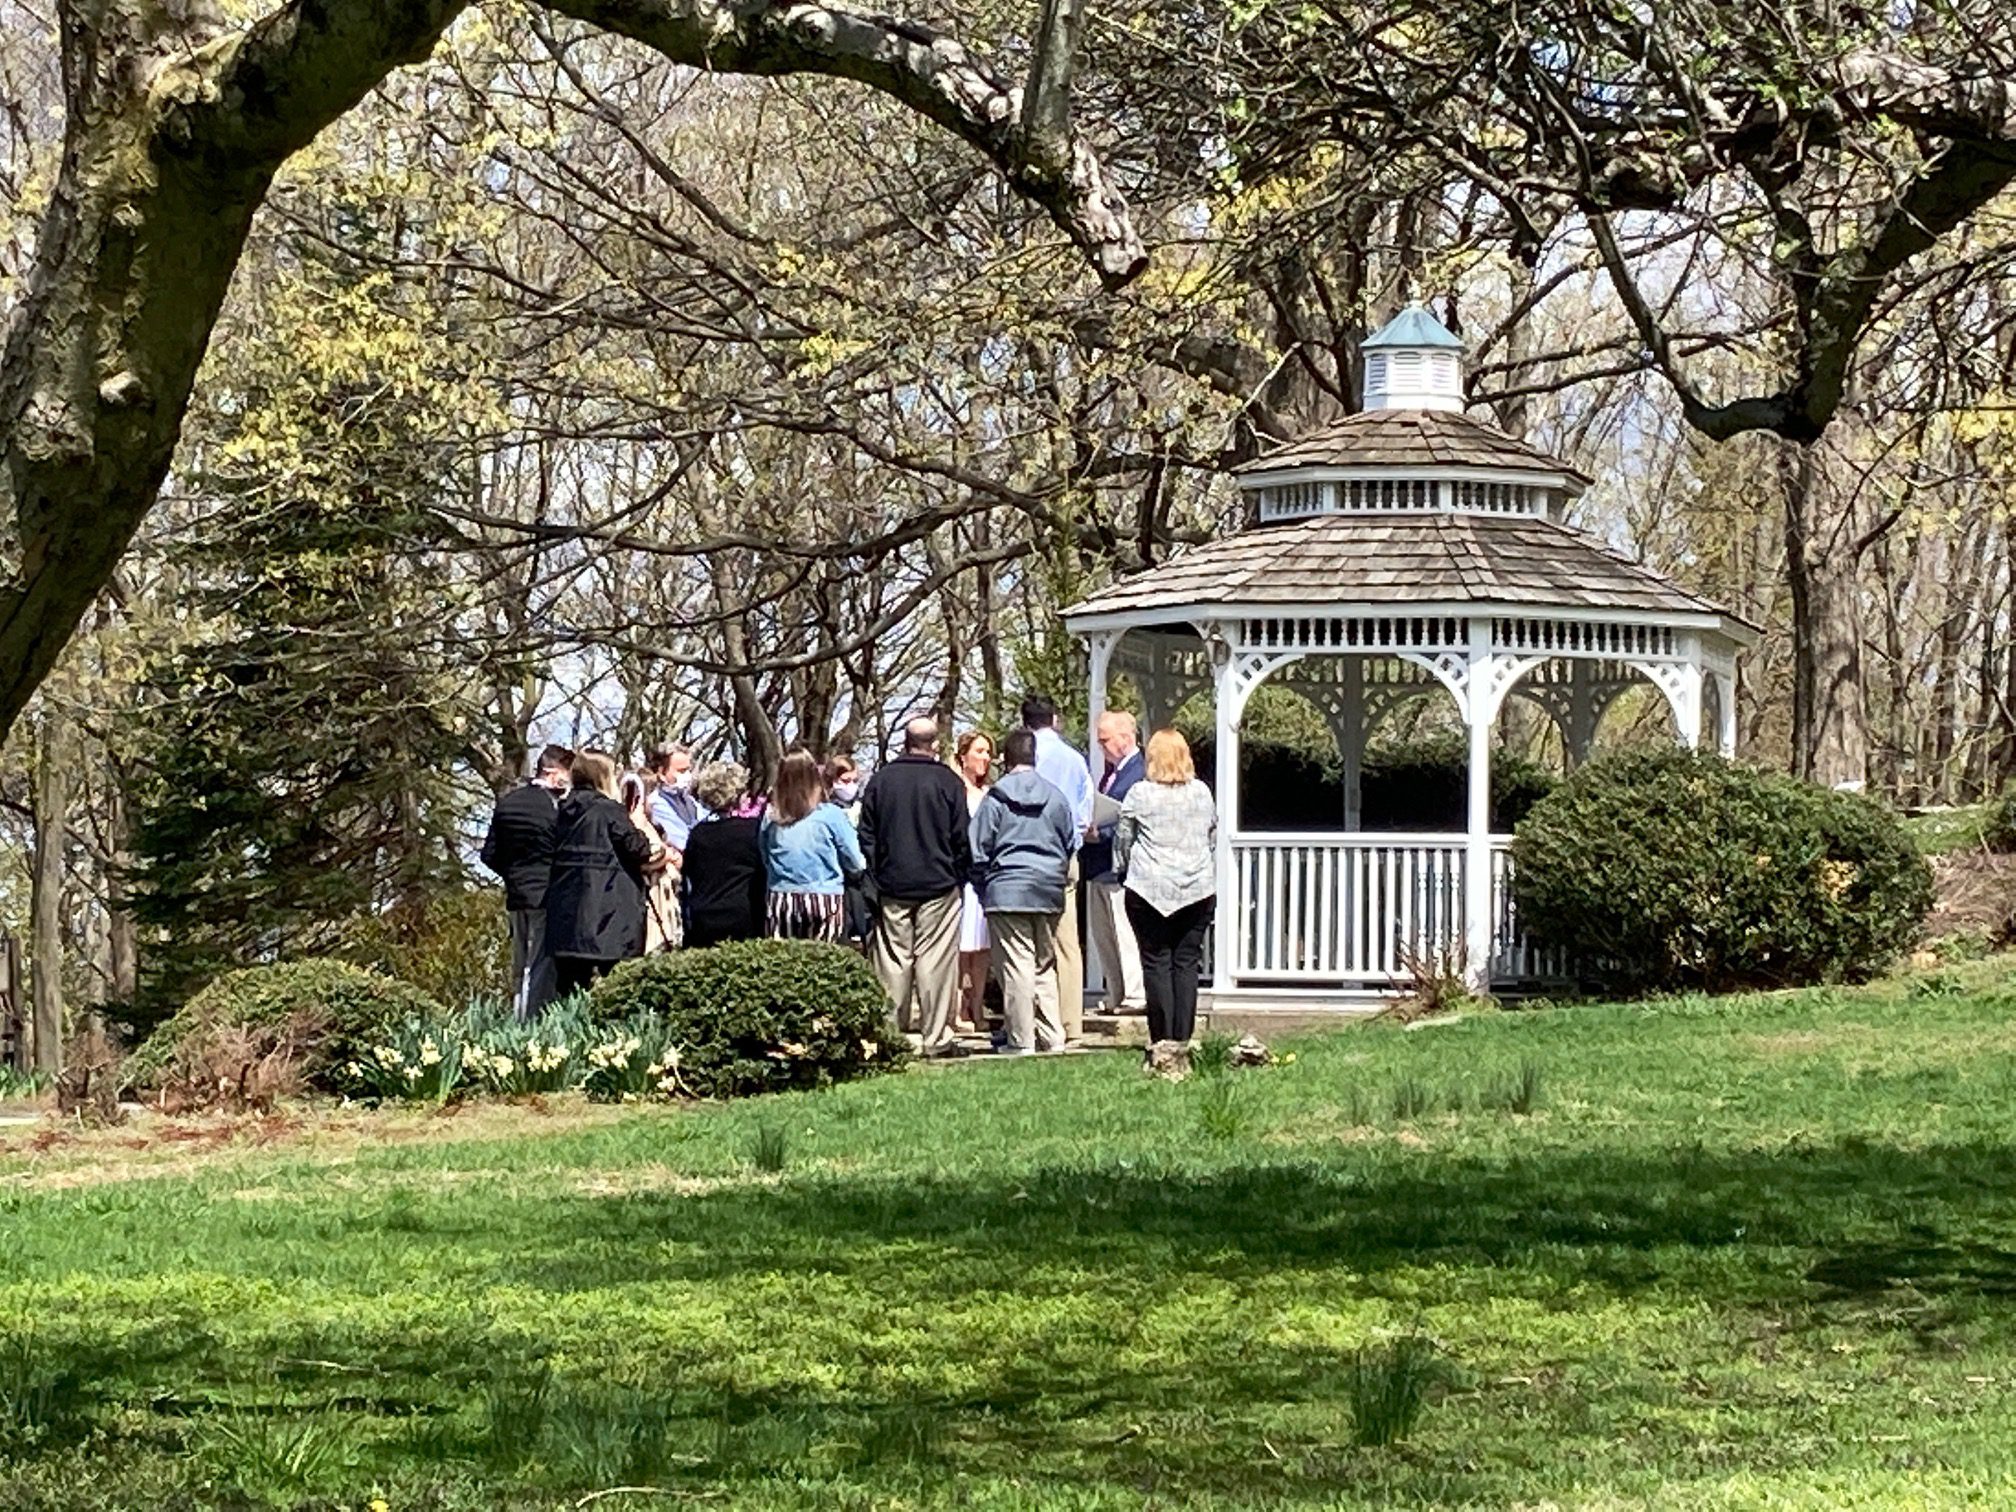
top-left (586, 941), bottom-right (906, 1098)
top-left (349, 888), bottom-right (513, 1007)
top-left (124, 958), bottom-right (447, 1095)
top-left (1512, 750), bottom-right (1932, 992)
top-left (1360, 732), bottom-right (1558, 832)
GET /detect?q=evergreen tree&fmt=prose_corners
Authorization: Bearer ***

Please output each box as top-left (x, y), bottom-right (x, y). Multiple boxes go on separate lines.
top-left (125, 264), bottom-right (486, 1006)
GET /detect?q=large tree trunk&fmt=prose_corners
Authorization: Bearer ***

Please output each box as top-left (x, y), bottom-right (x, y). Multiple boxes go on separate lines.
top-left (0, 0), bottom-right (467, 749)
top-left (0, 0), bottom-right (1143, 758)
top-left (1780, 441), bottom-right (1869, 789)
top-left (1868, 533), bottom-right (1909, 798)
top-left (1928, 520), bottom-right (1982, 803)
top-left (2001, 531), bottom-right (2016, 788)
top-left (104, 781), bottom-right (139, 1004)
top-left (30, 711), bottom-right (72, 1075)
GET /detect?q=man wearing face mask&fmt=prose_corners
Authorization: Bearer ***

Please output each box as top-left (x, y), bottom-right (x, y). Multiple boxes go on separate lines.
top-left (646, 742), bottom-right (701, 857)
top-left (857, 717), bottom-right (972, 1056)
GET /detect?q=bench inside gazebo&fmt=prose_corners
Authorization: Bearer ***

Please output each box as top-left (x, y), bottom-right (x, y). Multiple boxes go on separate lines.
top-left (1063, 307), bottom-right (1758, 1010)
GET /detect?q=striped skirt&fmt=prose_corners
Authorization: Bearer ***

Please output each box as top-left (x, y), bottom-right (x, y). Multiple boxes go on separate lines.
top-left (766, 890), bottom-right (845, 943)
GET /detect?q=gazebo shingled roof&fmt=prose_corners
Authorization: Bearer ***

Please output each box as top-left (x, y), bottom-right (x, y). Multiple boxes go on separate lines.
top-left (1064, 511), bottom-right (1751, 625)
top-left (1232, 408), bottom-right (1594, 484)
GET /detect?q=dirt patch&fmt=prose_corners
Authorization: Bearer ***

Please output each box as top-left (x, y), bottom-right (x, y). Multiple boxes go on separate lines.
top-left (1742, 1030), bottom-right (1838, 1057)
top-left (0, 1096), bottom-right (646, 1191)
top-left (1925, 852), bottom-right (2016, 940)
top-left (573, 1165), bottom-right (764, 1198)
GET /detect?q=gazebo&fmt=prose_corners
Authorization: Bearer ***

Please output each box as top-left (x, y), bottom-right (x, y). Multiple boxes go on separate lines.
top-left (1062, 307), bottom-right (1759, 1006)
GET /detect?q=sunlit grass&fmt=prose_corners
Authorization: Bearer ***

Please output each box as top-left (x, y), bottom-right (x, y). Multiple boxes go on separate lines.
top-left (8, 959), bottom-right (2016, 1507)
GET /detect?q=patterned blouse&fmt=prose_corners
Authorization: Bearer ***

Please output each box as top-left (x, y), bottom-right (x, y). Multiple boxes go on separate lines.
top-left (1114, 778), bottom-right (1217, 915)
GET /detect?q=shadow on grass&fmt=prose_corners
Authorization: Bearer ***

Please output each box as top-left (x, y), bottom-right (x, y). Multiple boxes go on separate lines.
top-left (472, 1136), bottom-right (2016, 1311)
top-left (19, 1135), bottom-right (2016, 1505)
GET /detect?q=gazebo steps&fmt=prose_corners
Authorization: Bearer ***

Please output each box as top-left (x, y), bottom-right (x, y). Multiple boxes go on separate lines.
top-left (1199, 989), bottom-right (1387, 1036)
top-left (1079, 993), bottom-right (1389, 1045)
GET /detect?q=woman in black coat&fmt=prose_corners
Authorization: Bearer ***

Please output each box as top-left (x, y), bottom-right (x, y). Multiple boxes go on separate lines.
top-left (545, 751), bottom-right (655, 997)
top-left (681, 761), bottom-right (768, 948)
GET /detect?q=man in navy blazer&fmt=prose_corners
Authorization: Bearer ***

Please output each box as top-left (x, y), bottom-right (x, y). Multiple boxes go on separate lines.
top-left (1082, 710), bottom-right (1147, 1017)
top-left (480, 743), bottom-right (574, 1020)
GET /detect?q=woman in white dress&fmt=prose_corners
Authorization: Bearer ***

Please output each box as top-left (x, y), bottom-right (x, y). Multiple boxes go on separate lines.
top-left (953, 730), bottom-right (994, 1032)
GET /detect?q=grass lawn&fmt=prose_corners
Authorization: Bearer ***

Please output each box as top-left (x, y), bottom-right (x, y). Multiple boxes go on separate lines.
top-left (10, 964), bottom-right (2016, 1508)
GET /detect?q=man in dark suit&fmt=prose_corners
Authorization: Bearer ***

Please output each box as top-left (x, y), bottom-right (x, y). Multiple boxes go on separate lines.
top-left (480, 743), bottom-right (573, 1019)
top-left (1083, 710), bottom-right (1146, 1018)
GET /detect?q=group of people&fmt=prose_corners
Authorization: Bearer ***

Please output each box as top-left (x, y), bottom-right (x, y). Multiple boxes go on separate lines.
top-left (478, 695), bottom-right (1220, 1055)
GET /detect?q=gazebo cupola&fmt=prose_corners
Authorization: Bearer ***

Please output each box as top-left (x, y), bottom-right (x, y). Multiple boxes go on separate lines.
top-left (1245, 306), bottom-right (1583, 527)
top-left (1062, 304), bottom-right (1761, 1007)
top-left (1361, 303), bottom-right (1466, 411)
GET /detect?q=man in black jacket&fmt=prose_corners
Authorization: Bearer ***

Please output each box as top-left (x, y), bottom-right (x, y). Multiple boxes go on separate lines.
top-left (858, 717), bottom-right (972, 1055)
top-left (480, 743), bottom-right (573, 1019)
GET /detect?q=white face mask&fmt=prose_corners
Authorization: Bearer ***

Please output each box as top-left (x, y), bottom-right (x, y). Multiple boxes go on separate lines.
top-left (831, 781), bottom-right (859, 805)
top-left (666, 770), bottom-right (693, 792)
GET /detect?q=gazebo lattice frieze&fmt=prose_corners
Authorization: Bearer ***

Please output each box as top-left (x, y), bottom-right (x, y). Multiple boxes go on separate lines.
top-left (1065, 306), bottom-right (1758, 1007)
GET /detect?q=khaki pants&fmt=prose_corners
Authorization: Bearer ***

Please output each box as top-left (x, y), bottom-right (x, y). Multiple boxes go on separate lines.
top-left (870, 889), bottom-right (964, 1051)
top-left (1056, 857), bottom-right (1083, 1040)
top-left (990, 911), bottom-right (1065, 1052)
top-left (1085, 876), bottom-right (1146, 1013)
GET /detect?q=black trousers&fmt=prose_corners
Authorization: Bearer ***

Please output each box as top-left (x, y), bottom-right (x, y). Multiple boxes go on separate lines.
top-left (553, 955), bottom-right (616, 1000)
top-left (1123, 892), bottom-right (1215, 1045)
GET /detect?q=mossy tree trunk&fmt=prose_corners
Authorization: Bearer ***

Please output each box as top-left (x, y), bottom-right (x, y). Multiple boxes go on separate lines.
top-left (0, 0), bottom-right (1144, 753)
top-left (1779, 441), bottom-right (1869, 791)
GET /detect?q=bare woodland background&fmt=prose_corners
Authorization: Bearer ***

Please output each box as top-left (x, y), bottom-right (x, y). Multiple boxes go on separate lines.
top-left (3, 0), bottom-right (2014, 1023)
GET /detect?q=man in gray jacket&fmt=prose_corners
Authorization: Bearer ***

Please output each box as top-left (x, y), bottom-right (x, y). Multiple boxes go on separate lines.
top-left (969, 726), bottom-right (1080, 1054)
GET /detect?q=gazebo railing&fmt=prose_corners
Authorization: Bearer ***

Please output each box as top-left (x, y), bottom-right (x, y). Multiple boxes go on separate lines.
top-left (1231, 832), bottom-right (1464, 982)
top-left (1227, 833), bottom-right (1569, 987)
top-left (1488, 841), bottom-right (1577, 983)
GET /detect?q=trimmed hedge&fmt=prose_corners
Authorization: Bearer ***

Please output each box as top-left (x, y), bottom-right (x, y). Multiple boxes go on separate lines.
top-left (1512, 750), bottom-right (1932, 992)
top-left (124, 957), bottom-right (448, 1093)
top-left (1178, 730), bottom-right (1558, 831)
top-left (586, 940), bottom-right (906, 1098)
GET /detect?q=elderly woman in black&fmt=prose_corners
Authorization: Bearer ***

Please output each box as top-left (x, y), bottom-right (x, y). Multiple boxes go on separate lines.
top-left (680, 761), bottom-right (769, 947)
top-left (545, 750), bottom-right (655, 997)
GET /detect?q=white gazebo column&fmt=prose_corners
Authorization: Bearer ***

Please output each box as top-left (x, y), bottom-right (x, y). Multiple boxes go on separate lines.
top-left (1085, 629), bottom-right (1119, 773)
top-left (1462, 621), bottom-right (1495, 991)
top-left (1674, 665), bottom-right (1705, 749)
top-left (1210, 631), bottom-right (1242, 994)
top-left (1712, 667), bottom-right (1738, 758)
top-left (1675, 633), bottom-right (1707, 750)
